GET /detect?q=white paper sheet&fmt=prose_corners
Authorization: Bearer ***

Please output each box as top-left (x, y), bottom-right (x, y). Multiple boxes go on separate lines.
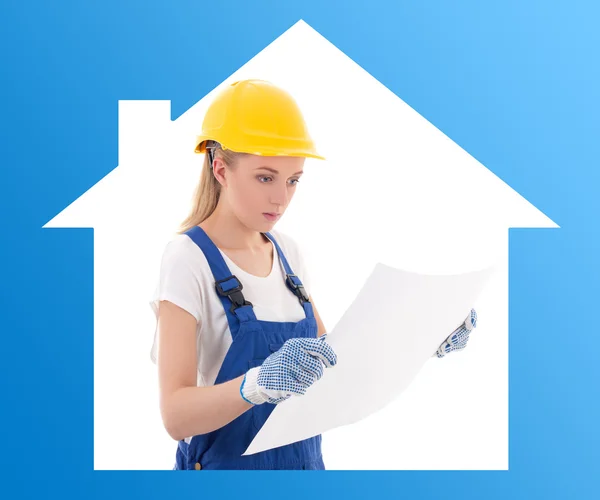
top-left (243, 261), bottom-right (496, 456)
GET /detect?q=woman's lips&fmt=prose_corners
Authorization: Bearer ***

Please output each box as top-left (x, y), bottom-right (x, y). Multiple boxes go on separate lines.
top-left (263, 213), bottom-right (280, 221)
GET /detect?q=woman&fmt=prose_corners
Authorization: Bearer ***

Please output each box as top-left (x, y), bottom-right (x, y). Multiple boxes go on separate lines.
top-left (150, 79), bottom-right (477, 470)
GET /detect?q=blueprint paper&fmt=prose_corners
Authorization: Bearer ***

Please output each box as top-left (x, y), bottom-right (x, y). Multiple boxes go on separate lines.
top-left (243, 262), bottom-right (496, 456)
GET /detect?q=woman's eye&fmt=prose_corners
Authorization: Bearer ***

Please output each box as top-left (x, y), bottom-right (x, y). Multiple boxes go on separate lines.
top-left (257, 176), bottom-right (300, 186)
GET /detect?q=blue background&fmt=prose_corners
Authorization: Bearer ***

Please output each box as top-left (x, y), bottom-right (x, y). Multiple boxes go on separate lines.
top-left (1, 0), bottom-right (598, 497)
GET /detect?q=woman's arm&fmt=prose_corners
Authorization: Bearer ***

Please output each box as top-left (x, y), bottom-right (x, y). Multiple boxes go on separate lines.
top-left (157, 300), bottom-right (252, 441)
top-left (310, 295), bottom-right (327, 337)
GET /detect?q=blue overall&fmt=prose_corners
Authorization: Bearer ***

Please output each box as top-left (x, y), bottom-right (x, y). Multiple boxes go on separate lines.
top-left (173, 225), bottom-right (325, 470)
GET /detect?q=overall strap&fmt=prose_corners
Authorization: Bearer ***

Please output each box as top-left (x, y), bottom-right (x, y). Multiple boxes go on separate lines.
top-left (184, 226), bottom-right (257, 340)
top-left (264, 232), bottom-right (314, 319)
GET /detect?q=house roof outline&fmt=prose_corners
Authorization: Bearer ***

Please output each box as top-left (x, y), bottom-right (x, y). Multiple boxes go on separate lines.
top-left (43, 19), bottom-right (558, 231)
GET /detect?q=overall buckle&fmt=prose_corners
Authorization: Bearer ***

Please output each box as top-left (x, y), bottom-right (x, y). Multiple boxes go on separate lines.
top-left (285, 273), bottom-right (310, 304)
top-left (215, 275), bottom-right (253, 314)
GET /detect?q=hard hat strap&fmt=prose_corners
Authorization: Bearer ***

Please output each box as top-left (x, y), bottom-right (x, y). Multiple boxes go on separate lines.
top-left (206, 140), bottom-right (218, 169)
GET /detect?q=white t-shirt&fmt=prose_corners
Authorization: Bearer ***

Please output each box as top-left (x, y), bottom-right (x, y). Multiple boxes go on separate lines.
top-left (149, 228), bottom-right (313, 388)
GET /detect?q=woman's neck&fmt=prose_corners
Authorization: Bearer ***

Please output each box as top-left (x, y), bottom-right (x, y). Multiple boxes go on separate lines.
top-left (199, 207), bottom-right (267, 251)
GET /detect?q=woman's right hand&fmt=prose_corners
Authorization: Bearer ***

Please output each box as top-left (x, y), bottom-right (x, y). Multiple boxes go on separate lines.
top-left (240, 335), bottom-right (338, 405)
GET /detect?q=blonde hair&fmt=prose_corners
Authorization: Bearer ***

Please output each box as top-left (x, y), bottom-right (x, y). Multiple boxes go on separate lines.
top-left (176, 142), bottom-right (248, 234)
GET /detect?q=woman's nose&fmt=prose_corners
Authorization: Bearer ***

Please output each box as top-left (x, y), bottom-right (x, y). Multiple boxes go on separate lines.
top-left (270, 183), bottom-right (289, 207)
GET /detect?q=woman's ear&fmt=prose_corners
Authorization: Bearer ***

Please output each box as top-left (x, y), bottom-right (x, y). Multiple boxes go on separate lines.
top-left (212, 158), bottom-right (227, 187)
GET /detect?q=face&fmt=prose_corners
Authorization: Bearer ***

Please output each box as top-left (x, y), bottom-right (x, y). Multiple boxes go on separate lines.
top-left (217, 154), bottom-right (306, 229)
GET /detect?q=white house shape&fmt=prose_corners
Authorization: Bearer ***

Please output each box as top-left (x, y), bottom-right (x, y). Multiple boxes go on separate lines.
top-left (43, 20), bottom-right (558, 470)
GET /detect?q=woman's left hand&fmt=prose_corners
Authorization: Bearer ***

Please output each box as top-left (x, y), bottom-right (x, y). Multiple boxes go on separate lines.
top-left (434, 308), bottom-right (477, 358)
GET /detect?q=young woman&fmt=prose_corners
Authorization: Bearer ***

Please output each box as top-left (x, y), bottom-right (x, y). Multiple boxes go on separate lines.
top-left (150, 79), bottom-right (477, 470)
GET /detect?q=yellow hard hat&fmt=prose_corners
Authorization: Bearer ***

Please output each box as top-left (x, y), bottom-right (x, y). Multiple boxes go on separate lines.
top-left (194, 79), bottom-right (325, 160)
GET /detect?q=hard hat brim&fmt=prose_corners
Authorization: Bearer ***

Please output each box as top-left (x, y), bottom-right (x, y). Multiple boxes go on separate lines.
top-left (194, 137), bottom-right (326, 160)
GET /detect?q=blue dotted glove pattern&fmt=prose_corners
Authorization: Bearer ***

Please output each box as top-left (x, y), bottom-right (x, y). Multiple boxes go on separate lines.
top-left (436, 308), bottom-right (477, 358)
top-left (257, 335), bottom-right (338, 404)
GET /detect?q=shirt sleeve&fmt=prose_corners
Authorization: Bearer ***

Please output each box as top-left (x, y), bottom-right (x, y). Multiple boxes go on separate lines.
top-left (150, 240), bottom-right (202, 363)
top-left (149, 239), bottom-right (203, 363)
top-left (150, 239), bottom-right (203, 324)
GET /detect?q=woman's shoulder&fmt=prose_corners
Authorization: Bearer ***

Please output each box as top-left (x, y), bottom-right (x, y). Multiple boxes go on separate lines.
top-left (269, 229), bottom-right (312, 291)
top-left (160, 232), bottom-right (212, 276)
top-left (269, 229), bottom-right (309, 270)
top-left (269, 228), bottom-right (302, 255)
top-left (161, 232), bottom-right (195, 259)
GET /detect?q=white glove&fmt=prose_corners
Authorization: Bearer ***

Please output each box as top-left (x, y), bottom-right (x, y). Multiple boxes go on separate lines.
top-left (435, 308), bottom-right (478, 358)
top-left (240, 335), bottom-right (337, 405)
